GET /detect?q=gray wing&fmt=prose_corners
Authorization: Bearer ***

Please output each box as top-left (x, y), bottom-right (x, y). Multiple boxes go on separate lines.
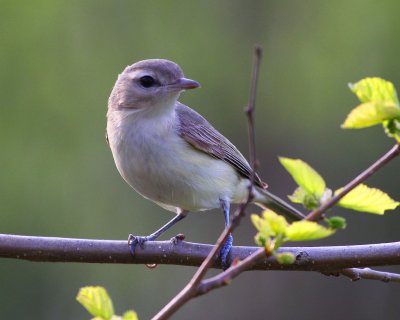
top-left (176, 103), bottom-right (266, 189)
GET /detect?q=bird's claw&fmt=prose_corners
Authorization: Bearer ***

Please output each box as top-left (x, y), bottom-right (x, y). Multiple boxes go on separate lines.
top-left (128, 234), bottom-right (149, 256)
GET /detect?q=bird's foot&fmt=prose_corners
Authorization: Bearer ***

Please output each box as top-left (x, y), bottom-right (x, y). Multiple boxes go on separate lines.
top-left (128, 234), bottom-right (152, 256)
top-left (220, 233), bottom-right (233, 270)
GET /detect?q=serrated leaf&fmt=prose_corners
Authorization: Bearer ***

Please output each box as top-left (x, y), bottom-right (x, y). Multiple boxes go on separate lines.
top-left (274, 252), bottom-right (295, 265)
top-left (336, 184), bottom-right (399, 214)
top-left (122, 311), bottom-right (139, 320)
top-left (342, 102), bottom-right (400, 129)
top-left (279, 157), bottom-right (326, 196)
top-left (77, 286), bottom-right (115, 320)
top-left (286, 221), bottom-right (335, 241)
top-left (349, 77), bottom-right (399, 104)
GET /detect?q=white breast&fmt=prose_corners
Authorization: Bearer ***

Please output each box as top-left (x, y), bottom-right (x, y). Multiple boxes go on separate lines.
top-left (107, 108), bottom-right (249, 213)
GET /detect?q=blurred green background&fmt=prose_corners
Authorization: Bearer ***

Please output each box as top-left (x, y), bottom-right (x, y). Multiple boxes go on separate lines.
top-left (1, 1), bottom-right (400, 319)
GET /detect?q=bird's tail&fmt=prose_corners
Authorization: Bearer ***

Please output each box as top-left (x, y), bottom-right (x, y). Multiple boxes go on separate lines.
top-left (255, 188), bottom-right (305, 221)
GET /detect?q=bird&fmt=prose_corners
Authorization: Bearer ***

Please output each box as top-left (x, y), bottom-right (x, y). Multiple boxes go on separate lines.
top-left (106, 59), bottom-right (304, 269)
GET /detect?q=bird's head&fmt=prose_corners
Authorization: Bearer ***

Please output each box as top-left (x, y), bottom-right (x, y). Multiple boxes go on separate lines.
top-left (108, 59), bottom-right (200, 112)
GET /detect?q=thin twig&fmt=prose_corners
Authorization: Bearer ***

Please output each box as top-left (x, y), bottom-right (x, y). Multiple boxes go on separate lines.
top-left (152, 46), bottom-right (264, 320)
top-left (328, 268), bottom-right (400, 283)
top-left (196, 248), bottom-right (266, 296)
top-left (246, 45), bottom-right (263, 179)
top-left (306, 143), bottom-right (400, 221)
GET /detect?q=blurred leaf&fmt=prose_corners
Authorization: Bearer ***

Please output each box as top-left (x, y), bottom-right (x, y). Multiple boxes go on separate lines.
top-left (254, 233), bottom-right (267, 247)
top-left (280, 157), bottom-right (326, 197)
top-left (122, 311), bottom-right (139, 320)
top-left (349, 77), bottom-right (399, 104)
top-left (286, 221), bottom-right (335, 241)
top-left (342, 102), bottom-right (400, 128)
top-left (336, 184), bottom-right (399, 214)
top-left (326, 216), bottom-right (347, 230)
top-left (77, 286), bottom-right (115, 320)
top-left (274, 252), bottom-right (295, 265)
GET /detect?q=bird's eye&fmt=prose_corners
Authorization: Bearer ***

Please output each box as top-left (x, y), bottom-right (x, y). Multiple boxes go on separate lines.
top-left (139, 75), bottom-right (156, 88)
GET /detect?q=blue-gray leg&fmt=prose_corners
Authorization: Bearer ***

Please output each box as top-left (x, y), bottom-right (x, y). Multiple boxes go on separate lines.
top-left (128, 210), bottom-right (188, 256)
top-left (220, 199), bottom-right (233, 270)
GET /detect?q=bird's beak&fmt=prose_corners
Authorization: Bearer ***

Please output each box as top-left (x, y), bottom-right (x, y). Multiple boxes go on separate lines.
top-left (168, 78), bottom-right (200, 90)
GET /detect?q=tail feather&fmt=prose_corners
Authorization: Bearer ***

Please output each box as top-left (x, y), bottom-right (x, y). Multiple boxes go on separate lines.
top-left (256, 189), bottom-right (305, 221)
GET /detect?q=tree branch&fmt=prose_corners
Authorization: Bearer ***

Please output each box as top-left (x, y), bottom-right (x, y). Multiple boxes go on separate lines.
top-left (2, 233), bottom-right (400, 273)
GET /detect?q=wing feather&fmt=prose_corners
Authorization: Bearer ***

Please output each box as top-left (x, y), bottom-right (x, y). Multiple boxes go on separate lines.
top-left (176, 103), bottom-right (266, 188)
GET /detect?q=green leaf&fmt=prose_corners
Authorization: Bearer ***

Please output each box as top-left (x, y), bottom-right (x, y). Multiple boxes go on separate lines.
top-left (286, 221), bottom-right (335, 241)
top-left (344, 78), bottom-right (400, 131)
top-left (274, 252), bottom-right (295, 265)
top-left (262, 209), bottom-right (288, 236)
top-left (326, 216), bottom-right (347, 230)
top-left (342, 102), bottom-right (400, 129)
top-left (122, 311), bottom-right (139, 320)
top-left (336, 184), bottom-right (399, 214)
top-left (251, 210), bottom-right (289, 240)
top-left (77, 286), bottom-right (115, 320)
top-left (288, 187), bottom-right (321, 210)
top-left (254, 233), bottom-right (267, 247)
top-left (384, 119), bottom-right (400, 142)
top-left (279, 157), bottom-right (326, 197)
top-left (251, 214), bottom-right (272, 239)
top-left (349, 77), bottom-right (399, 104)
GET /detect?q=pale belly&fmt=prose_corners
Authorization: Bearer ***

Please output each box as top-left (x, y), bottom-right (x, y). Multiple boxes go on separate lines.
top-left (108, 122), bottom-right (248, 213)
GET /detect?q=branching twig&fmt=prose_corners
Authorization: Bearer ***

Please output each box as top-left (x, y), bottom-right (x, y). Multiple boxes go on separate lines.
top-left (152, 45), bottom-right (264, 320)
top-left (306, 143), bottom-right (400, 221)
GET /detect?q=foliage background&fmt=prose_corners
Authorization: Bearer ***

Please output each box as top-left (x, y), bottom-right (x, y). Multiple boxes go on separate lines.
top-left (1, 1), bottom-right (400, 319)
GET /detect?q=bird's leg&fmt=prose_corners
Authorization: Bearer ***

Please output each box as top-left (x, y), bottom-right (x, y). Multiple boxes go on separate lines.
top-left (128, 210), bottom-right (188, 256)
top-left (219, 199), bottom-right (233, 270)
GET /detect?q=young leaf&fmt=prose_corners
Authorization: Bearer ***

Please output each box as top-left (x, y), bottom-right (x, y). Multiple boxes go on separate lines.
top-left (274, 252), bottom-right (295, 265)
top-left (342, 102), bottom-right (400, 129)
top-left (286, 221), bottom-right (335, 241)
top-left (336, 184), bottom-right (399, 214)
top-left (251, 214), bottom-right (272, 239)
top-left (279, 157), bottom-right (326, 197)
top-left (344, 78), bottom-right (400, 131)
top-left (262, 209), bottom-right (288, 236)
top-left (122, 311), bottom-right (139, 320)
top-left (288, 187), bottom-right (306, 204)
top-left (77, 286), bottom-right (115, 320)
top-left (326, 216), bottom-right (347, 230)
top-left (349, 77), bottom-right (399, 104)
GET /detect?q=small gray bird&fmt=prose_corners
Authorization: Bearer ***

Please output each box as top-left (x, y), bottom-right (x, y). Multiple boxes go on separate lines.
top-left (106, 59), bottom-right (304, 268)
